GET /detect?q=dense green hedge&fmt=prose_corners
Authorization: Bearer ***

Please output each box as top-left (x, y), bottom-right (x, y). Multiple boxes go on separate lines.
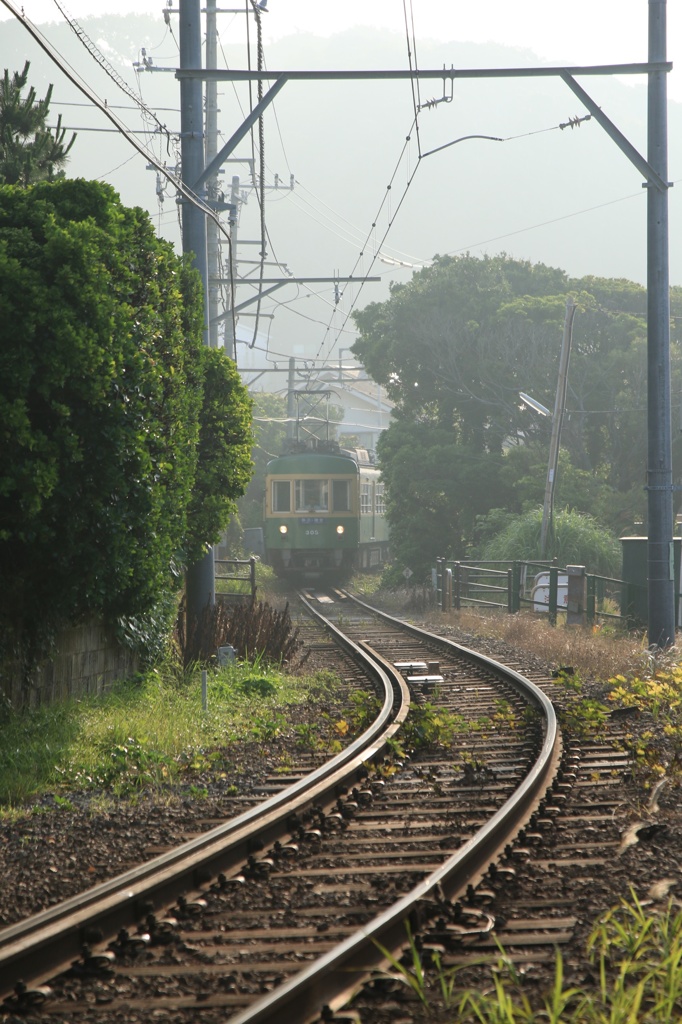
top-left (0, 179), bottom-right (252, 655)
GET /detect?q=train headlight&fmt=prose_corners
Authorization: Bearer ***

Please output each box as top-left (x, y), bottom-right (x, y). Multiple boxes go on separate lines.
top-left (279, 524), bottom-right (288, 535)
top-left (336, 524), bottom-right (345, 535)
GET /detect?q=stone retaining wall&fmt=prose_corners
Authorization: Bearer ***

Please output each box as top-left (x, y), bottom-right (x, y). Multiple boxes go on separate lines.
top-left (1, 621), bottom-right (138, 711)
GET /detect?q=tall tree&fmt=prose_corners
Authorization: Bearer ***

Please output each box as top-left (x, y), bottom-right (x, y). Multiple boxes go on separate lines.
top-left (0, 61), bottom-right (76, 186)
top-left (352, 254), bottom-right (682, 574)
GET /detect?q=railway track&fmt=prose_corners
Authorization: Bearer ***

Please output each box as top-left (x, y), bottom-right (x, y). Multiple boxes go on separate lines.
top-left (0, 591), bottom-right (563, 1022)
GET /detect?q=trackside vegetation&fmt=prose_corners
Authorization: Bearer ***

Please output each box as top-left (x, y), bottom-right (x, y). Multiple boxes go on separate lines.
top-left (370, 892), bottom-right (682, 1022)
top-left (479, 507), bottom-right (622, 577)
top-left (0, 178), bottom-right (253, 664)
top-left (0, 658), bottom-right (339, 808)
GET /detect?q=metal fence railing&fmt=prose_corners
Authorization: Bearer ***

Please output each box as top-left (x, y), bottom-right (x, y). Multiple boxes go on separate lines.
top-left (215, 557), bottom-right (258, 603)
top-left (434, 558), bottom-right (651, 629)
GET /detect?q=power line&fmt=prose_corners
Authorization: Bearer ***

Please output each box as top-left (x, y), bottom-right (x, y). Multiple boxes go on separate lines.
top-left (1, 0), bottom-right (234, 248)
top-left (50, 0), bottom-right (173, 150)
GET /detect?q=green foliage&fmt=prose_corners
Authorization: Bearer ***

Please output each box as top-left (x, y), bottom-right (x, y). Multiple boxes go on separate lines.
top-left (352, 253), bottom-right (682, 571)
top-left (378, 894), bottom-right (682, 1023)
top-left (402, 701), bottom-right (468, 751)
top-left (0, 179), bottom-right (202, 644)
top-left (0, 657), bottom-right (333, 805)
top-left (0, 62), bottom-right (76, 186)
top-left (480, 507), bottom-right (621, 576)
top-left (0, 179), bottom-right (252, 662)
top-left (346, 688), bottom-right (382, 732)
top-left (186, 346), bottom-right (253, 565)
top-left (606, 658), bottom-right (682, 788)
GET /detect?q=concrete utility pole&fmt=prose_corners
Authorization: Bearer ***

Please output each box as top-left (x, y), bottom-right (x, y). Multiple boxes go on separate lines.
top-left (180, 0), bottom-right (215, 625)
top-left (646, 0), bottom-right (674, 647)
top-left (287, 357), bottom-right (296, 439)
top-left (540, 300), bottom-right (576, 559)
top-left (224, 174), bottom-right (241, 359)
top-left (205, 0), bottom-right (220, 349)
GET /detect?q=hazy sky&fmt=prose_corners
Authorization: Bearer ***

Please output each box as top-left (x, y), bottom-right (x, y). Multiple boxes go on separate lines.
top-left (2, 0), bottom-right (680, 100)
top-left (2, 0), bottom-right (680, 361)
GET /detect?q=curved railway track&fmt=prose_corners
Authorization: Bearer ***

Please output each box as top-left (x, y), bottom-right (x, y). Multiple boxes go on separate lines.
top-left (0, 592), bottom-right (561, 1023)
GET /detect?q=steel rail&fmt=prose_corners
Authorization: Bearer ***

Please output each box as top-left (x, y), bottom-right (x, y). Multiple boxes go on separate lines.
top-left (222, 597), bottom-right (561, 1024)
top-left (0, 614), bottom-right (410, 1001)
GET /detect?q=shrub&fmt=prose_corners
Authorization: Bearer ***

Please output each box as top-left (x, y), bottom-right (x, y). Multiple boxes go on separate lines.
top-left (0, 179), bottom-right (252, 664)
top-left (481, 507), bottom-right (621, 576)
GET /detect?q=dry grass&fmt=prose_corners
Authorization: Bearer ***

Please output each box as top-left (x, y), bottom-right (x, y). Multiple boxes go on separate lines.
top-left (424, 607), bottom-right (651, 683)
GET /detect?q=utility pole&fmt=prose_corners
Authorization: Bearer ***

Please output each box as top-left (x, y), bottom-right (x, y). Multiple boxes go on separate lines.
top-left (647, 0), bottom-right (674, 647)
top-left (205, 0), bottom-right (220, 349)
top-left (224, 174), bottom-right (241, 359)
top-left (540, 300), bottom-right (576, 559)
top-left (180, 0), bottom-right (215, 624)
top-left (287, 357), bottom-right (296, 439)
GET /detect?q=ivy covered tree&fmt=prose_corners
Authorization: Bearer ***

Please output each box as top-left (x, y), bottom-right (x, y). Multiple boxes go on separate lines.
top-left (0, 178), bottom-right (252, 656)
top-left (0, 62), bottom-right (76, 186)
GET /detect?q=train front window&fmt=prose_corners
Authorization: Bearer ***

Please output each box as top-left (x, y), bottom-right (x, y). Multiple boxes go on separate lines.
top-left (332, 480), bottom-right (350, 512)
top-left (272, 480), bottom-right (291, 512)
top-left (295, 479), bottom-right (329, 512)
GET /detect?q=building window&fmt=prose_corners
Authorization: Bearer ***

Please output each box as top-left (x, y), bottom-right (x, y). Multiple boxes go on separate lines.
top-left (272, 480), bottom-right (291, 512)
top-left (295, 479), bottom-right (329, 512)
top-left (360, 482), bottom-right (372, 514)
top-left (375, 483), bottom-right (385, 515)
top-left (332, 479), bottom-right (350, 512)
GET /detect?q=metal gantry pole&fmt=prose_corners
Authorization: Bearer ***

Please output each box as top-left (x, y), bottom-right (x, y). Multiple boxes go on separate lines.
top-left (180, 0), bottom-right (215, 624)
top-left (205, 0), bottom-right (220, 349)
top-left (647, 0), bottom-right (674, 647)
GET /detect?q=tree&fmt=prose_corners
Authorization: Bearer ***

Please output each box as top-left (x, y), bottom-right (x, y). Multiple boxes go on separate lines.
top-left (187, 346), bottom-right (253, 564)
top-left (352, 254), bottom-right (682, 572)
top-left (0, 178), bottom-right (252, 657)
top-left (0, 62), bottom-right (76, 186)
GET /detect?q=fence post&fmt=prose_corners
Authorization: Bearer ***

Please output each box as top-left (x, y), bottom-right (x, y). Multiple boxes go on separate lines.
top-left (453, 562), bottom-right (461, 611)
top-left (249, 556), bottom-right (257, 602)
top-left (507, 569), bottom-right (513, 613)
top-left (566, 565), bottom-right (586, 625)
top-left (586, 574), bottom-right (596, 625)
top-left (511, 561), bottom-right (521, 613)
top-left (435, 558), bottom-right (443, 609)
top-left (548, 565), bottom-right (558, 626)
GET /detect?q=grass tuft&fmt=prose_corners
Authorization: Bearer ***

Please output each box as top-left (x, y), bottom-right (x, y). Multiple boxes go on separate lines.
top-left (374, 893), bottom-right (682, 1022)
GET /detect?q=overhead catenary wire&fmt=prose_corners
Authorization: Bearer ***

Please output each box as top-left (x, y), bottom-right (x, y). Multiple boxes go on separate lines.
top-left (313, 115), bottom-right (423, 362)
top-left (308, 108), bottom-right (607, 365)
top-left (2, 0), bottom-right (237, 337)
top-left (50, 0), bottom-right (173, 152)
top-left (402, 0), bottom-right (422, 158)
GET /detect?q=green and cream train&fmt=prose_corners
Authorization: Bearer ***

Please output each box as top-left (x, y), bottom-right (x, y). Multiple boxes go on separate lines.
top-left (263, 442), bottom-right (389, 579)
